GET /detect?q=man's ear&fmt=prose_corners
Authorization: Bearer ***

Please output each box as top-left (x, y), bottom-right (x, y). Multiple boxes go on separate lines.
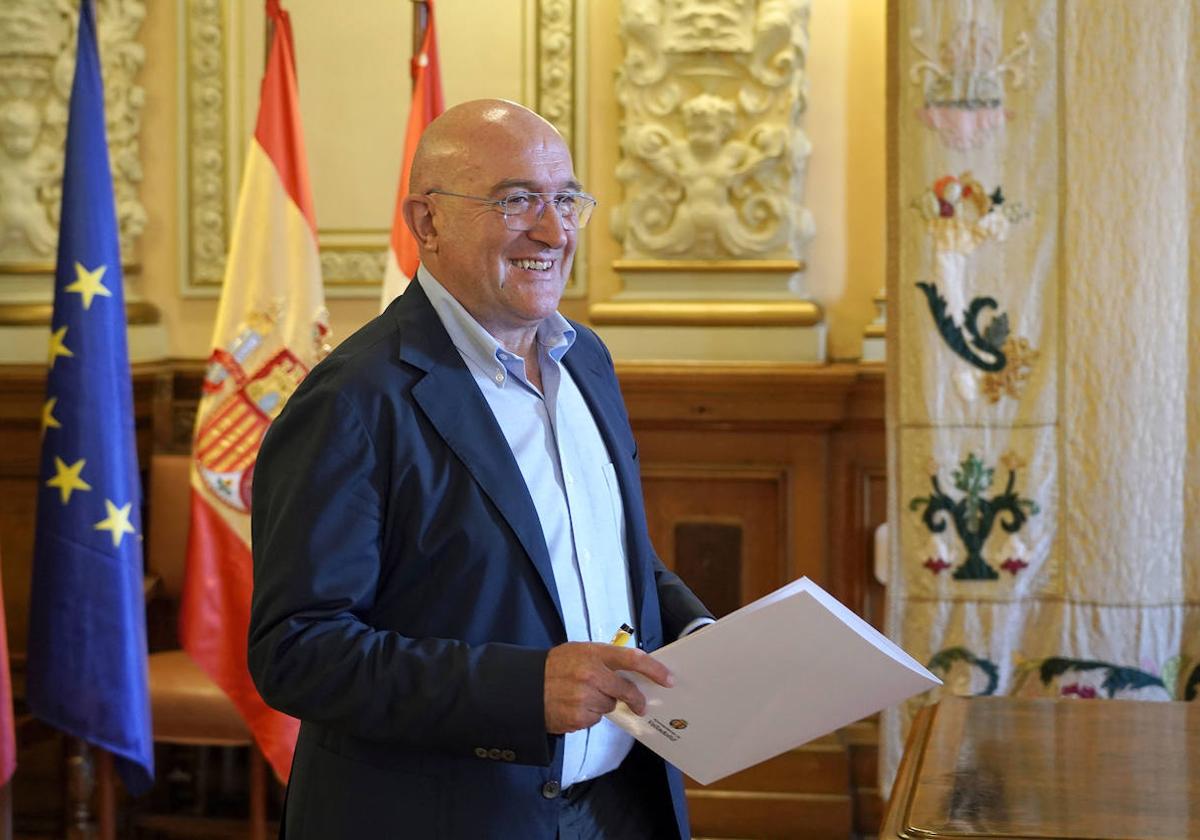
top-left (402, 195), bottom-right (438, 253)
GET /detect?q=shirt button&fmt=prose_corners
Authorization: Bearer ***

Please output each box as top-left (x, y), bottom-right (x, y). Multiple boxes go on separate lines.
top-left (494, 372), bottom-right (504, 383)
top-left (541, 781), bottom-right (561, 799)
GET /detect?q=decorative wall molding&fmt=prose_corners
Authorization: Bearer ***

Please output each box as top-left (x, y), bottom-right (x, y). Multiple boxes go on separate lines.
top-left (0, 0), bottom-right (146, 272)
top-left (611, 0), bottom-right (814, 262)
top-left (537, 0), bottom-right (574, 148)
top-left (181, 0), bottom-right (228, 288)
top-left (181, 0), bottom-right (582, 296)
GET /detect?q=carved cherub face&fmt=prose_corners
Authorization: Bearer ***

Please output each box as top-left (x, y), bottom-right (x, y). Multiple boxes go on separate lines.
top-left (0, 100), bottom-right (42, 158)
top-left (681, 94), bottom-right (737, 156)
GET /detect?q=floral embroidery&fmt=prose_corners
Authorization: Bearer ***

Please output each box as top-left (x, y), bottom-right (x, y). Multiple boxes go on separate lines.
top-left (909, 22), bottom-right (1031, 150)
top-left (1060, 682), bottom-right (1097, 699)
top-left (927, 646), bottom-right (1000, 695)
top-left (909, 453), bottom-right (1040, 580)
top-left (1037, 658), bottom-right (1165, 699)
top-left (980, 337), bottom-right (1040, 403)
top-left (912, 173), bottom-right (1036, 404)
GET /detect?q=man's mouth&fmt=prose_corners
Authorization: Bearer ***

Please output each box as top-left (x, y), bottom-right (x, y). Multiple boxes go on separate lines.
top-left (511, 258), bottom-right (554, 271)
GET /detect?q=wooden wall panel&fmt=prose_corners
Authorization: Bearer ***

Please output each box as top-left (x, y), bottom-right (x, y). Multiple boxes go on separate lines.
top-left (616, 360), bottom-right (886, 839)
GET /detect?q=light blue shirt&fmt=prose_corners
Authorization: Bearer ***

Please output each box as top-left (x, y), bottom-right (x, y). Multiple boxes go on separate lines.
top-left (417, 268), bottom-right (636, 787)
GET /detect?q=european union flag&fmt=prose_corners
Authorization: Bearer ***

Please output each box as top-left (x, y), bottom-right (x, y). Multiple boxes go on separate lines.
top-left (26, 0), bottom-right (153, 794)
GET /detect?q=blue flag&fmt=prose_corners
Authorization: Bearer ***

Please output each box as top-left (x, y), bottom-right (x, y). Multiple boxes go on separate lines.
top-left (27, 0), bottom-right (153, 795)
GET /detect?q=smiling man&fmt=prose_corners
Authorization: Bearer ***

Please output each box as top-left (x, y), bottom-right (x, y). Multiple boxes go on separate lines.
top-left (248, 100), bottom-right (712, 839)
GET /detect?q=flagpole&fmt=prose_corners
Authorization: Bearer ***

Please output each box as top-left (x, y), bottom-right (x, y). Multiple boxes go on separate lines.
top-left (411, 0), bottom-right (429, 77)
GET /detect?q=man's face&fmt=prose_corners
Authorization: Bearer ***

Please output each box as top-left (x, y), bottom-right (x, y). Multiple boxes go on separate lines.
top-left (428, 126), bottom-right (579, 338)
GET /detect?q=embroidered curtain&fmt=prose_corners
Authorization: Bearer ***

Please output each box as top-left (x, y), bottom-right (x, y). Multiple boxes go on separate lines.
top-left (884, 0), bottom-right (1200, 790)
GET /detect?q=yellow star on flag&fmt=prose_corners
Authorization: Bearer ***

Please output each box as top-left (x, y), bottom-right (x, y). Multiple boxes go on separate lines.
top-left (65, 261), bottom-right (112, 310)
top-left (42, 397), bottom-right (62, 435)
top-left (46, 456), bottom-right (91, 504)
top-left (48, 326), bottom-right (74, 369)
top-left (94, 499), bottom-right (136, 548)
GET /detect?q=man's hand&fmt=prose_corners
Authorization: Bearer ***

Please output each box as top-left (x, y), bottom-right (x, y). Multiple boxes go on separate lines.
top-left (544, 642), bottom-right (674, 734)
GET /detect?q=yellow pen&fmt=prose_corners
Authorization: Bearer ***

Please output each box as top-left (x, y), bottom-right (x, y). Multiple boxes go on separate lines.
top-left (609, 623), bottom-right (635, 647)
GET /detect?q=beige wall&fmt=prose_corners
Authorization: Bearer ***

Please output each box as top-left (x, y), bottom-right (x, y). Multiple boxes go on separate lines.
top-left (135, 0), bottom-right (884, 362)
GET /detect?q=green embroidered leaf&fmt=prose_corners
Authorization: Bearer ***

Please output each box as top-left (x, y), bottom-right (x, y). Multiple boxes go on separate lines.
top-left (1162, 656), bottom-right (1183, 701)
top-left (1038, 657), bottom-right (1104, 684)
top-left (953, 453), bottom-right (994, 496)
top-left (927, 646), bottom-right (999, 695)
top-left (1100, 667), bottom-right (1164, 697)
top-left (1038, 658), bottom-right (1164, 697)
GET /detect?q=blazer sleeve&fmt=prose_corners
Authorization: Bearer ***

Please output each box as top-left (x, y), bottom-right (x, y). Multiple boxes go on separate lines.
top-left (247, 374), bottom-right (554, 766)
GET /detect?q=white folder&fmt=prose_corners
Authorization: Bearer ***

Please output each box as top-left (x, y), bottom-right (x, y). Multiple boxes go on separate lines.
top-left (606, 576), bottom-right (941, 785)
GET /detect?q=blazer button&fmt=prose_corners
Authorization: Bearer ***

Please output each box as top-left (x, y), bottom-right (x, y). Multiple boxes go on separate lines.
top-left (501, 749), bottom-right (516, 761)
top-left (487, 748), bottom-right (502, 760)
top-left (541, 780), bottom-right (561, 799)
top-left (474, 747), bottom-right (488, 759)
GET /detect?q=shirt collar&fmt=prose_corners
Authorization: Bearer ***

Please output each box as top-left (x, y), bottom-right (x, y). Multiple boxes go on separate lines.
top-left (416, 265), bottom-right (576, 384)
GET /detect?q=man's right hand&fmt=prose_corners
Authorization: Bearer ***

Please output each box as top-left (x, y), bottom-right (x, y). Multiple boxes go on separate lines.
top-left (543, 642), bottom-right (674, 734)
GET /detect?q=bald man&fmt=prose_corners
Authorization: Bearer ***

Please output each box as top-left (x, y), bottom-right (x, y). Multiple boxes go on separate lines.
top-left (249, 100), bottom-right (712, 839)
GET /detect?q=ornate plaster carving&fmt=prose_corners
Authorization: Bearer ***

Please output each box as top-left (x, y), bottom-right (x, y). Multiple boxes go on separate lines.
top-left (320, 248), bottom-right (388, 287)
top-left (612, 0), bottom-right (814, 261)
top-left (183, 0), bottom-right (228, 286)
top-left (538, 0), bottom-right (574, 148)
top-left (0, 0), bottom-right (146, 268)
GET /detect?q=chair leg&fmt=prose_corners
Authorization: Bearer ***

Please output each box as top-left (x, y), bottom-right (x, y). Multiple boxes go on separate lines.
top-left (249, 746), bottom-right (267, 840)
top-left (0, 779), bottom-right (12, 840)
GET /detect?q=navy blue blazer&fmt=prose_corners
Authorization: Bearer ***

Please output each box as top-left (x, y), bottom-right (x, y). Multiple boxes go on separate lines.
top-left (249, 280), bottom-right (709, 838)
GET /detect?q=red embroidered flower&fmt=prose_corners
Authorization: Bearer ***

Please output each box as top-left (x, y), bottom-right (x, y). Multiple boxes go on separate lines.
top-left (1000, 558), bottom-right (1028, 575)
top-left (1061, 683), bottom-right (1097, 699)
top-left (924, 558), bottom-right (951, 574)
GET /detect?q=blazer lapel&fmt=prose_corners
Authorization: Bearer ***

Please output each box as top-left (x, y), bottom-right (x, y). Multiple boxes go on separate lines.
top-left (391, 283), bottom-right (565, 628)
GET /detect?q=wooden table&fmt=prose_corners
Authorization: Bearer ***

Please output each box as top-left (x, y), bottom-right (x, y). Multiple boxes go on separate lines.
top-left (880, 695), bottom-right (1199, 839)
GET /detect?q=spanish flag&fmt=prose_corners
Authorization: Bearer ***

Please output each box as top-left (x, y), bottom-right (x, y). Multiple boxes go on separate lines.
top-left (380, 0), bottom-right (444, 308)
top-left (179, 0), bottom-right (327, 783)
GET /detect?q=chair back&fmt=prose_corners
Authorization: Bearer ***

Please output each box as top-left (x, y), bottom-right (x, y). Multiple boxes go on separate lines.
top-left (146, 453), bottom-right (194, 599)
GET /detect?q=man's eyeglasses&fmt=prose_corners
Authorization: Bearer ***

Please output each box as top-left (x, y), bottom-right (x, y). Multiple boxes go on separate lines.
top-left (425, 190), bottom-right (597, 232)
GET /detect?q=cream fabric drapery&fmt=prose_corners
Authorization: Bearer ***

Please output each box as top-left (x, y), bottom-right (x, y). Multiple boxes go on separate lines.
top-left (884, 0), bottom-right (1200, 791)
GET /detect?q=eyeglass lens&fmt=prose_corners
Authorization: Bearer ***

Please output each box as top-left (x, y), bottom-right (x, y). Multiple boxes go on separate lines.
top-left (504, 194), bottom-right (594, 231)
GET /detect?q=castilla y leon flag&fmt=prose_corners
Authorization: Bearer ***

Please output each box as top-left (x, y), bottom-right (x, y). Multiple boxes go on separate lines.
top-left (379, 0), bottom-right (444, 309)
top-left (179, 0), bottom-right (328, 783)
top-left (26, 0), bottom-right (153, 794)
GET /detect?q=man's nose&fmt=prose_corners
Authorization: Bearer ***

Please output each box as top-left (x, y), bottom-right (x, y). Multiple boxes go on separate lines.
top-left (527, 201), bottom-right (569, 248)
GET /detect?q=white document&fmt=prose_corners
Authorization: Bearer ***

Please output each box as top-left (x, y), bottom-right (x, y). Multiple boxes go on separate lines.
top-left (606, 576), bottom-right (941, 785)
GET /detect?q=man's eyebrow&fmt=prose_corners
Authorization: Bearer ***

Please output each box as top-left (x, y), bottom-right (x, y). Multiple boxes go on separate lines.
top-left (490, 178), bottom-right (585, 195)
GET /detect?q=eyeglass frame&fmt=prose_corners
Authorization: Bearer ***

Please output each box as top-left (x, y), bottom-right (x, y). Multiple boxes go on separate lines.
top-left (423, 189), bottom-right (598, 232)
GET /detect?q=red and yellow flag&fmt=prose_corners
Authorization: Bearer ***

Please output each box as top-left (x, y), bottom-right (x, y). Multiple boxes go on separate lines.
top-left (380, 0), bottom-right (444, 308)
top-left (179, 0), bottom-right (327, 783)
